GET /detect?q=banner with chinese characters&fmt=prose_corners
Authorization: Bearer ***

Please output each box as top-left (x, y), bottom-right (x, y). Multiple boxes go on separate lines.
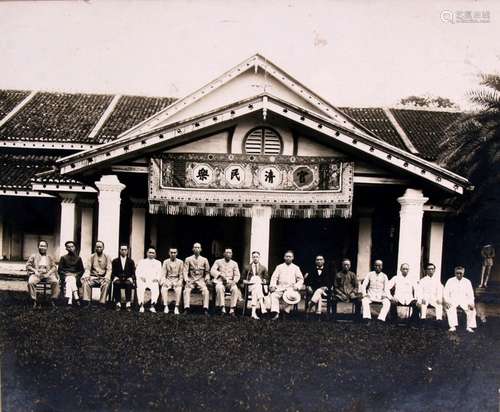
top-left (149, 153), bottom-right (353, 218)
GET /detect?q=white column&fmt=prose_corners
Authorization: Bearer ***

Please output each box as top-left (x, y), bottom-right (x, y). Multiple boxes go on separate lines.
top-left (397, 188), bottom-right (428, 283)
top-left (95, 175), bottom-right (125, 260)
top-left (428, 219), bottom-right (445, 282)
top-left (59, 194), bottom-right (77, 258)
top-left (250, 206), bottom-right (272, 268)
top-left (356, 211), bottom-right (373, 281)
top-left (80, 201), bottom-right (94, 259)
top-left (130, 200), bottom-right (146, 264)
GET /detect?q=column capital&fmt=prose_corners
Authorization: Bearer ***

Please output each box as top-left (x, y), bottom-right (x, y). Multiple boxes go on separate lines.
top-left (95, 175), bottom-right (125, 193)
top-left (78, 198), bottom-right (96, 207)
top-left (59, 193), bottom-right (77, 203)
top-left (397, 188), bottom-right (428, 208)
top-left (130, 197), bottom-right (148, 208)
top-left (251, 205), bottom-right (272, 218)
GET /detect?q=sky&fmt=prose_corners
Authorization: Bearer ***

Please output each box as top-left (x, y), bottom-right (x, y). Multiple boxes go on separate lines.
top-left (0, 0), bottom-right (499, 110)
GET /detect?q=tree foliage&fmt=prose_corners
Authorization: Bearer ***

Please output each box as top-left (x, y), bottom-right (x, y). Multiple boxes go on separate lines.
top-left (438, 74), bottom-right (500, 263)
top-left (400, 95), bottom-right (459, 109)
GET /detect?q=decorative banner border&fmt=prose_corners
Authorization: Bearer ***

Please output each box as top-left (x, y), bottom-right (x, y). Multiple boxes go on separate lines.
top-left (149, 153), bottom-right (354, 218)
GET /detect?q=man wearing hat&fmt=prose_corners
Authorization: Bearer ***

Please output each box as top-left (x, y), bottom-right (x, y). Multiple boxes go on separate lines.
top-left (269, 251), bottom-right (304, 319)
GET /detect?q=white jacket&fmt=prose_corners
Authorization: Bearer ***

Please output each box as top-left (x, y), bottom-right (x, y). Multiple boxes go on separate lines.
top-left (136, 258), bottom-right (162, 283)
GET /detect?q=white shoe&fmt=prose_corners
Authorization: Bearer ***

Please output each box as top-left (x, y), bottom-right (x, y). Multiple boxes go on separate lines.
top-left (221, 307), bottom-right (226, 314)
top-left (126, 302), bottom-right (131, 308)
top-left (116, 302), bottom-right (121, 309)
top-left (448, 326), bottom-right (456, 332)
top-left (174, 307), bottom-right (180, 315)
top-left (164, 306), bottom-right (169, 314)
top-left (466, 327), bottom-right (474, 333)
top-left (139, 306), bottom-right (145, 313)
top-left (150, 306), bottom-right (156, 313)
top-left (251, 314), bottom-right (260, 320)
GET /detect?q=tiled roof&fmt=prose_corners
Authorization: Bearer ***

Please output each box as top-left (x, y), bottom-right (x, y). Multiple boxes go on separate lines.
top-left (0, 154), bottom-right (57, 189)
top-left (96, 95), bottom-right (175, 144)
top-left (0, 90), bottom-right (30, 120)
top-left (0, 90), bottom-right (462, 161)
top-left (390, 109), bottom-right (462, 160)
top-left (0, 154), bottom-right (81, 190)
top-left (338, 107), bottom-right (407, 150)
top-left (0, 92), bottom-right (112, 142)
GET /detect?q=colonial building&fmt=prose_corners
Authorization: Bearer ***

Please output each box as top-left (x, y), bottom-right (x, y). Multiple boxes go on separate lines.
top-left (0, 54), bottom-right (469, 283)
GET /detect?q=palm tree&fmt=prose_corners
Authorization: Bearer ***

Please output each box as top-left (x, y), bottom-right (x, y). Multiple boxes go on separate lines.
top-left (438, 74), bottom-right (500, 277)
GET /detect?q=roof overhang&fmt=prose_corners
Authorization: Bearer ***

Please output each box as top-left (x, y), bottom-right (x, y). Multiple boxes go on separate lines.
top-left (57, 94), bottom-right (470, 195)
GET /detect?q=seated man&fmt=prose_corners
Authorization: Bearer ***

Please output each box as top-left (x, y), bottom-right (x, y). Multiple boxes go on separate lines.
top-left (242, 251), bottom-right (269, 320)
top-left (387, 263), bottom-right (418, 321)
top-left (111, 244), bottom-right (136, 311)
top-left (27, 240), bottom-right (60, 308)
top-left (269, 251), bottom-right (304, 320)
top-left (332, 258), bottom-right (362, 320)
top-left (81, 241), bottom-right (112, 307)
top-left (305, 255), bottom-right (333, 318)
top-left (136, 247), bottom-right (162, 313)
top-left (211, 248), bottom-right (241, 316)
top-left (444, 266), bottom-right (477, 333)
top-left (160, 248), bottom-right (184, 314)
top-left (417, 262), bottom-right (444, 321)
top-left (360, 260), bottom-right (391, 322)
top-left (58, 241), bottom-right (84, 307)
top-left (183, 242), bottom-right (210, 316)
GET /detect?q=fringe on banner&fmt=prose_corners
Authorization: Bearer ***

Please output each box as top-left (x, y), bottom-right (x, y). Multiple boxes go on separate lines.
top-left (150, 202), bottom-right (351, 219)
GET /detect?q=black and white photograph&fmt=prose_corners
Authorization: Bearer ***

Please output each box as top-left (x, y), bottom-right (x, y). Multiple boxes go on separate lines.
top-left (0, 0), bottom-right (499, 410)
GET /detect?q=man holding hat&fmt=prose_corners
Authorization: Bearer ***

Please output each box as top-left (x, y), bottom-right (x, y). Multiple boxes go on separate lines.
top-left (269, 251), bottom-right (304, 320)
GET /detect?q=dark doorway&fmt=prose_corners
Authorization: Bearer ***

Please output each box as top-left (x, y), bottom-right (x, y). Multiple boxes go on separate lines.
top-left (269, 217), bottom-right (357, 274)
top-left (155, 215), bottom-right (249, 268)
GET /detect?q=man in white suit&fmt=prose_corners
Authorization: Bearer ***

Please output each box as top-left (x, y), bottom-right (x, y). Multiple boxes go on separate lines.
top-left (443, 266), bottom-right (477, 333)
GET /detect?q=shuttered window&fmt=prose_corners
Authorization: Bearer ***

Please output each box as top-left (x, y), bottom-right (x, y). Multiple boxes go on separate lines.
top-left (243, 127), bottom-right (282, 155)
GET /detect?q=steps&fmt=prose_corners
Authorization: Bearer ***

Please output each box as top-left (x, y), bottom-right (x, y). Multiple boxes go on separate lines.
top-left (475, 281), bottom-right (500, 304)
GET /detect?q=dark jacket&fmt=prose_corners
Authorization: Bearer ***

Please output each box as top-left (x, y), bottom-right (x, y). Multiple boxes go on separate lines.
top-left (242, 262), bottom-right (269, 284)
top-left (305, 265), bottom-right (334, 290)
top-left (58, 253), bottom-right (85, 278)
top-left (111, 257), bottom-right (136, 282)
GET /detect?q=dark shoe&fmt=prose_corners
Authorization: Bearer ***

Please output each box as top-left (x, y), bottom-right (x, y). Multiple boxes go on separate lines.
top-left (73, 300), bottom-right (81, 307)
top-left (32, 301), bottom-right (39, 309)
top-left (204, 309), bottom-right (210, 317)
top-left (229, 311), bottom-right (237, 317)
top-left (183, 308), bottom-right (190, 315)
top-left (51, 300), bottom-right (57, 309)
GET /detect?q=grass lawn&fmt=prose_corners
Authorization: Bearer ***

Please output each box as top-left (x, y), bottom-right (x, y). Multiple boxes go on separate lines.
top-left (1, 291), bottom-right (499, 412)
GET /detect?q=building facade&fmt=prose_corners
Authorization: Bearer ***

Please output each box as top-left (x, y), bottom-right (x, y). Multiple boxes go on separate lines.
top-left (0, 55), bottom-right (469, 282)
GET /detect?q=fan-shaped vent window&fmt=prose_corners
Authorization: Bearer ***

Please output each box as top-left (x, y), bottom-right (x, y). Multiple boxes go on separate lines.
top-left (243, 127), bottom-right (282, 155)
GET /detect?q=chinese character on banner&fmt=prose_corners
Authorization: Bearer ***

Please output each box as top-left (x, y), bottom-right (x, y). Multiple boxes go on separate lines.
top-left (192, 164), bottom-right (214, 185)
top-left (293, 166), bottom-right (314, 188)
top-left (224, 165), bottom-right (245, 187)
top-left (259, 166), bottom-right (281, 189)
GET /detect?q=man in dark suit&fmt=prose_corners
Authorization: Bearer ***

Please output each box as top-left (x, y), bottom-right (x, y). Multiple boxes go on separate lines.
top-left (305, 255), bottom-right (334, 318)
top-left (242, 251), bottom-right (269, 319)
top-left (111, 244), bottom-right (136, 311)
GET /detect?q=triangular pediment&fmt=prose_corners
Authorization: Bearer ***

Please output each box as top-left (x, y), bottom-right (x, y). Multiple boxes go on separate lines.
top-left (115, 54), bottom-right (374, 142)
top-left (57, 94), bottom-right (468, 194)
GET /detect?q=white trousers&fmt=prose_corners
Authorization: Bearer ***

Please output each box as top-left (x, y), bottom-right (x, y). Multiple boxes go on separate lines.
top-left (362, 297), bottom-right (391, 320)
top-left (270, 288), bottom-right (295, 313)
top-left (137, 280), bottom-right (159, 305)
top-left (446, 304), bottom-right (477, 329)
top-left (215, 282), bottom-right (239, 308)
top-left (64, 275), bottom-right (79, 299)
top-left (310, 288), bottom-right (327, 314)
top-left (161, 280), bottom-right (183, 306)
top-left (420, 300), bottom-right (443, 320)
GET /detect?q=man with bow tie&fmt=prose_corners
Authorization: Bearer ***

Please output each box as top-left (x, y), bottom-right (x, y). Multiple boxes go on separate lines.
top-left (305, 255), bottom-right (333, 318)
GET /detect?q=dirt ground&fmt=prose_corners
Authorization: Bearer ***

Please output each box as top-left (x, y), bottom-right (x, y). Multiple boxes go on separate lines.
top-left (1, 291), bottom-right (499, 412)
